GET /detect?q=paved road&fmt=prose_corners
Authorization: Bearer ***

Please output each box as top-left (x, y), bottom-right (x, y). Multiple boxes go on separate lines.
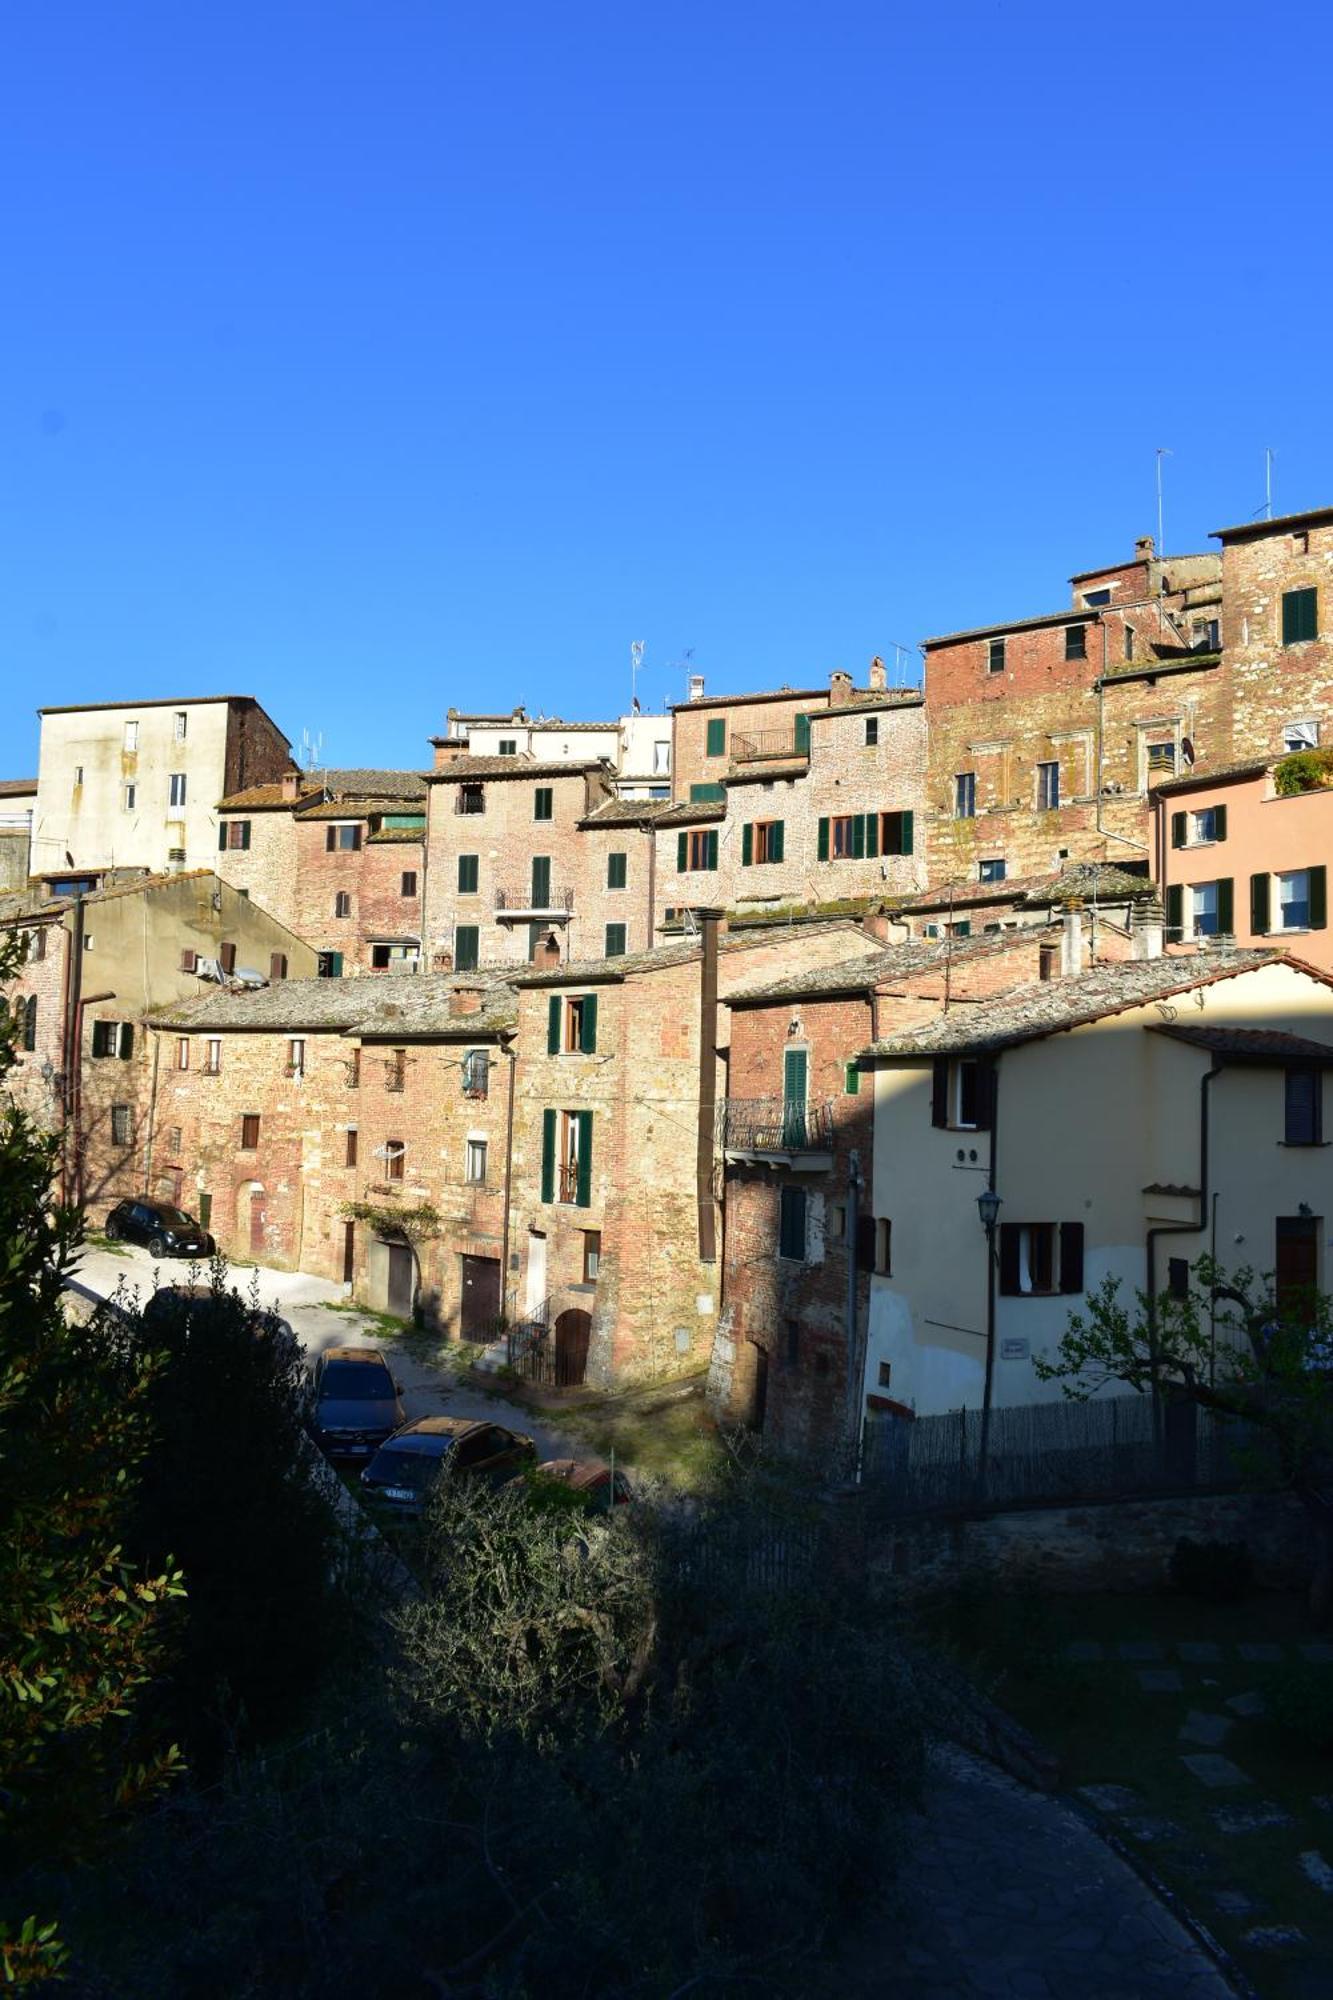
top-left (866, 1745), bottom-right (1238, 1999)
top-left (69, 1240), bottom-right (583, 1460)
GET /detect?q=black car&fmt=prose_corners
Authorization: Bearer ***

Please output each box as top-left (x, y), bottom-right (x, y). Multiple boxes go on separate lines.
top-left (309, 1345), bottom-right (407, 1461)
top-left (142, 1284), bottom-right (294, 1344)
top-left (361, 1417), bottom-right (536, 1516)
top-left (105, 1197), bottom-right (216, 1260)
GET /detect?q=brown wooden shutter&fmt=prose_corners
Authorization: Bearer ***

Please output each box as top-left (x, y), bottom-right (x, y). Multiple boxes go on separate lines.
top-left (1059, 1222), bottom-right (1085, 1294)
top-left (931, 1057), bottom-right (949, 1127)
top-left (1171, 811), bottom-right (1187, 848)
top-left (998, 1224), bottom-right (1021, 1296)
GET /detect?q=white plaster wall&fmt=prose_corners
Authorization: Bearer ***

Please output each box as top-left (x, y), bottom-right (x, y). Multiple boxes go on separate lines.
top-left (33, 703), bottom-right (234, 876)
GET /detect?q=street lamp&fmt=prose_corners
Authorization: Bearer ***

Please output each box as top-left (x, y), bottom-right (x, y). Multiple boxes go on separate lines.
top-left (977, 1187), bottom-right (1002, 1234)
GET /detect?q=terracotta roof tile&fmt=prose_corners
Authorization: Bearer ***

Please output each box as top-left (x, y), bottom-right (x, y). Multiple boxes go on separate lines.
top-left (1153, 1024), bottom-right (1333, 1063)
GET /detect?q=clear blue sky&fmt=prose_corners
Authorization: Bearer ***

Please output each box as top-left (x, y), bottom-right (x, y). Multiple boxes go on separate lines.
top-left (3, 1), bottom-right (1329, 776)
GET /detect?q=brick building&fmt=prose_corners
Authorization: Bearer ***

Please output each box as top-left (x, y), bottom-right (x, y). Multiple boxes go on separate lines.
top-left (1213, 505), bottom-right (1333, 762)
top-left (1, 870), bottom-right (316, 1214)
top-left (669, 681), bottom-right (830, 804)
top-left (215, 767), bottom-right (427, 973)
top-left (890, 859), bottom-right (1154, 945)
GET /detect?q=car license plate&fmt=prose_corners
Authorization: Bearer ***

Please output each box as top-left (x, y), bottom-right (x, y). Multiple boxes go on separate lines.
top-left (384, 1486), bottom-right (415, 1503)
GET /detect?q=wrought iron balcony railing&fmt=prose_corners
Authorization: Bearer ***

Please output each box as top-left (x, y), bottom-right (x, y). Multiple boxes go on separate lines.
top-left (719, 1097), bottom-right (835, 1155)
top-left (494, 883), bottom-right (575, 913)
top-left (731, 728), bottom-right (806, 763)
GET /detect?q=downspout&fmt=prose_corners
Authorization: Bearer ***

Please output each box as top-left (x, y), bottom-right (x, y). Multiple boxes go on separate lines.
top-left (978, 1061), bottom-right (1001, 1496)
top-left (696, 908), bottom-right (719, 1263)
top-left (72, 988), bottom-right (117, 1209)
top-left (498, 1033), bottom-right (518, 1324)
top-left (142, 1027), bottom-right (162, 1196)
top-left (1146, 1058), bottom-right (1224, 1417)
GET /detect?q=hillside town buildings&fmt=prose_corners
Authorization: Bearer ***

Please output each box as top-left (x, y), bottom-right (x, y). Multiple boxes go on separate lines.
top-left (5, 497), bottom-right (1333, 1459)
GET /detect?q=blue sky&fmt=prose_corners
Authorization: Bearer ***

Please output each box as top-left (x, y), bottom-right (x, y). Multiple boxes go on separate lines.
top-left (3, 1), bottom-right (1328, 776)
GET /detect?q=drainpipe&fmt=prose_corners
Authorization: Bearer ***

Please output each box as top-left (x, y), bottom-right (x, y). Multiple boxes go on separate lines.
top-left (498, 1033), bottom-right (518, 1325)
top-left (843, 1145), bottom-right (864, 1478)
top-left (1145, 1059), bottom-right (1224, 1449)
top-left (696, 907), bottom-right (720, 1262)
top-left (71, 988), bottom-right (117, 1209)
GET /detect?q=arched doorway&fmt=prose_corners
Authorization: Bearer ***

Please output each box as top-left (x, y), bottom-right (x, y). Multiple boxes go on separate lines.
top-left (553, 1308), bottom-right (592, 1388)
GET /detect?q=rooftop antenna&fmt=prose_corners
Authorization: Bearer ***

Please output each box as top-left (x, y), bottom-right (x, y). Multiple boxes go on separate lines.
top-left (630, 640), bottom-right (645, 713)
top-left (1155, 447), bottom-right (1172, 558)
top-left (300, 728), bottom-right (324, 773)
top-left (1266, 447), bottom-right (1276, 520)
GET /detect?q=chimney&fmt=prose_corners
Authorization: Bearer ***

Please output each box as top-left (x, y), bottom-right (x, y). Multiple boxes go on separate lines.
top-left (1132, 894), bottom-right (1166, 961)
top-left (1060, 902), bottom-right (1086, 977)
top-left (433, 737), bottom-right (465, 769)
top-left (540, 930), bottom-right (562, 968)
top-left (829, 669), bottom-right (854, 707)
top-left (448, 985), bottom-right (483, 1016)
top-left (1135, 535), bottom-right (1155, 563)
top-left (868, 655), bottom-right (887, 692)
top-left (280, 769), bottom-right (302, 802)
top-left (688, 674), bottom-right (705, 702)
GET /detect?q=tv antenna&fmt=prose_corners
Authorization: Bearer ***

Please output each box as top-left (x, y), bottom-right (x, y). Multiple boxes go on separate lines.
top-left (300, 728), bottom-right (325, 775)
top-left (630, 640), bottom-right (645, 712)
top-left (1155, 447), bottom-right (1172, 557)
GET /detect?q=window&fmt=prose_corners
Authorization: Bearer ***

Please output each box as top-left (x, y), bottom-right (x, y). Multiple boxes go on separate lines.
top-left (1282, 586), bottom-right (1318, 646)
top-left (653, 740), bottom-right (670, 774)
top-left (880, 810), bottom-right (914, 856)
top-left (465, 1138), bottom-right (488, 1184)
top-left (1147, 740), bottom-right (1176, 776)
top-left (124, 720), bottom-right (138, 750)
top-left (605, 923), bottom-right (627, 957)
top-left (317, 951), bottom-right (344, 978)
top-left (458, 783), bottom-right (485, 816)
top-left (204, 1038), bottom-right (221, 1075)
top-left (457, 854), bottom-right (479, 894)
top-left (542, 1108), bottom-right (593, 1206)
top-left (1124, 624), bottom-right (1136, 663)
top-left (123, 783), bottom-right (136, 811)
top-left (269, 952), bottom-right (288, 981)
top-left (1277, 867), bottom-right (1324, 931)
top-left (21, 996), bottom-right (36, 1052)
top-left (778, 1186), bottom-right (807, 1262)
top-left (533, 787), bottom-right (553, 822)
top-left (174, 711), bottom-right (187, 740)
top-left (979, 858), bottom-right (1006, 883)
top-left (176, 1037), bottom-right (190, 1070)
top-left (91, 1020), bottom-right (133, 1059)
top-left (1171, 805), bottom-right (1225, 848)
top-left (218, 942), bottom-right (236, 975)
top-left (844, 1060), bottom-right (860, 1096)
top-left (1036, 761), bottom-right (1060, 811)
top-left (874, 1218), bottom-right (892, 1275)
top-left (334, 891), bottom-right (352, 918)
top-left (607, 851), bottom-right (627, 890)
top-left (829, 1202), bottom-right (847, 1242)
top-left (169, 772), bottom-right (187, 809)
top-left (385, 1048), bottom-right (407, 1092)
top-left (1285, 720), bottom-right (1320, 753)
top-left (401, 870), bottom-right (418, 898)
top-left (988, 638), bottom-right (1005, 674)
top-left (689, 782), bottom-right (725, 802)
top-left (1064, 624), bottom-right (1087, 661)
top-left (83, 933), bottom-right (94, 950)
top-left (462, 1049), bottom-right (490, 1098)
top-left (549, 992), bottom-right (598, 1055)
top-left (706, 717), bottom-right (727, 757)
top-left (111, 1104), bottom-right (133, 1148)
top-left (679, 828), bottom-right (719, 872)
top-left (345, 1128), bottom-right (359, 1168)
top-left (931, 1056), bottom-right (993, 1132)
top-left (1190, 881), bottom-right (1220, 938)
top-left (744, 819), bottom-right (785, 865)
top-left (498, 739), bottom-right (517, 756)
top-left (1082, 587), bottom-right (1111, 608)
top-left (1168, 1257), bottom-right (1191, 1300)
top-left (831, 814), bottom-right (856, 858)
top-left (865, 716), bottom-right (879, 745)
top-left (166, 1126), bottom-right (182, 1157)
top-left (27, 929), bottom-right (46, 964)
top-left (955, 772), bottom-right (976, 819)
top-left (220, 819), bottom-right (252, 850)
top-left (385, 1139), bottom-right (405, 1184)
top-left (998, 1221), bottom-right (1084, 1296)
top-left (240, 1113), bottom-right (261, 1151)
top-left (325, 824), bottom-right (363, 852)
top-left (1285, 1069), bottom-right (1323, 1147)
top-left (454, 925), bottom-right (480, 971)
top-left (287, 1037), bottom-right (306, 1079)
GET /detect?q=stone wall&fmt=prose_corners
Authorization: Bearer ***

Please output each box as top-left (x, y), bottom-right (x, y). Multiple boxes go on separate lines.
top-left (1220, 515), bottom-right (1333, 759)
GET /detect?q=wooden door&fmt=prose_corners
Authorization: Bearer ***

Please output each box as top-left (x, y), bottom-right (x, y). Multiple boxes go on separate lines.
top-left (387, 1241), bottom-right (415, 1318)
top-left (249, 1190), bottom-right (266, 1256)
top-left (342, 1221), bottom-right (355, 1285)
top-left (525, 1230), bottom-right (547, 1317)
top-left (554, 1308), bottom-right (591, 1388)
top-left (460, 1255), bottom-right (501, 1339)
top-left (1276, 1216), bottom-right (1319, 1320)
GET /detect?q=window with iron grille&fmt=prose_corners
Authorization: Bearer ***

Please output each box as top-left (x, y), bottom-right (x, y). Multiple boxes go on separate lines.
top-left (111, 1104), bottom-right (133, 1147)
top-left (167, 1126), bottom-right (182, 1156)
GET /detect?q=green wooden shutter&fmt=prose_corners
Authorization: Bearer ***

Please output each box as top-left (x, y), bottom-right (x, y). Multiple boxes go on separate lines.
top-left (1217, 877), bottom-right (1234, 936)
top-left (817, 816), bottom-right (829, 861)
top-left (575, 1110), bottom-right (593, 1207)
top-left (706, 829), bottom-right (718, 870)
top-left (218, 822), bottom-right (227, 850)
top-left (677, 831), bottom-right (688, 872)
top-left (607, 851), bottom-right (626, 888)
top-left (851, 814), bottom-right (866, 859)
top-left (1171, 811), bottom-right (1187, 849)
top-left (1250, 872), bottom-right (1271, 936)
top-left (844, 1060), bottom-right (860, 1096)
top-left (742, 822), bottom-right (753, 866)
top-left (794, 713), bottom-right (811, 754)
top-left (532, 855), bottom-right (551, 906)
top-left (771, 819), bottom-right (784, 861)
top-left (782, 1048), bottom-right (808, 1146)
top-left (454, 927), bottom-right (479, 971)
top-left (580, 992), bottom-right (598, 1053)
top-left (547, 995), bottom-right (561, 1054)
top-left (706, 717), bottom-right (726, 757)
top-left (1310, 865), bottom-right (1328, 930)
top-left (1214, 804), bottom-right (1227, 842)
top-left (1165, 885), bottom-right (1183, 938)
top-left (864, 811), bottom-right (879, 859)
top-left (541, 1108), bottom-right (556, 1203)
top-left (605, 923), bottom-right (627, 956)
top-left (901, 809), bottom-right (914, 856)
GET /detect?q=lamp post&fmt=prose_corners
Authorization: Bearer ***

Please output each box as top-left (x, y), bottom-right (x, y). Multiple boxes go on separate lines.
top-left (976, 1188), bottom-right (1002, 1500)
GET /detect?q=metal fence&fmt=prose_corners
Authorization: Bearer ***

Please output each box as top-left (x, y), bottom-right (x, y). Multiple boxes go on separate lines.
top-left (861, 1394), bottom-right (1266, 1520)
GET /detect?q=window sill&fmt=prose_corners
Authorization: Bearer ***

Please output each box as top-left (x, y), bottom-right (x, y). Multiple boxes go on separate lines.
top-left (1278, 1140), bottom-right (1330, 1149)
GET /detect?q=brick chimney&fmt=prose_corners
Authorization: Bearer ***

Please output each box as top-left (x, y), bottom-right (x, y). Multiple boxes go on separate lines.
top-left (280, 769), bottom-right (302, 802)
top-left (1132, 894), bottom-right (1166, 961)
top-left (1135, 535), bottom-right (1155, 563)
top-left (829, 670), bottom-right (854, 706)
top-left (867, 655), bottom-right (887, 692)
top-left (1060, 902), bottom-right (1086, 977)
top-left (449, 985), bottom-right (484, 1016)
top-left (540, 930), bottom-right (562, 968)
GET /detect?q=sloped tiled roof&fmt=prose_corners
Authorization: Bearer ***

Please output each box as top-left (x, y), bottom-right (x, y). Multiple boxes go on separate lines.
top-left (1152, 1024), bottom-right (1333, 1063)
top-left (726, 931), bottom-right (1037, 1006)
top-left (513, 919), bottom-right (868, 989)
top-left (1151, 757), bottom-right (1273, 797)
top-left (0, 777), bottom-right (37, 797)
top-left (217, 780), bottom-right (321, 811)
top-left (320, 767), bottom-right (428, 799)
top-left (367, 826), bottom-right (425, 844)
top-left (653, 800), bottom-right (727, 826)
top-left (579, 798), bottom-right (675, 828)
top-left (425, 758), bottom-right (612, 782)
top-left (898, 862), bottom-right (1152, 914)
top-left (861, 952), bottom-right (1288, 1058)
top-left (724, 761), bottom-right (810, 786)
top-left (150, 972), bottom-right (516, 1040)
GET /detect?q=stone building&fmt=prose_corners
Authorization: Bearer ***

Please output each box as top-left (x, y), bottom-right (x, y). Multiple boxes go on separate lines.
top-left (431, 706), bottom-right (673, 799)
top-left (889, 860), bottom-right (1155, 946)
top-left (31, 696), bottom-right (292, 880)
top-left (1212, 505), bottom-right (1333, 761)
top-left (1, 870), bottom-right (316, 1214)
top-left (0, 777), bottom-right (36, 890)
top-left (668, 680), bottom-right (830, 804)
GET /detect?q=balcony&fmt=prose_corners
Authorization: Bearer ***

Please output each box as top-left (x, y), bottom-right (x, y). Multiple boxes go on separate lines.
top-left (719, 1097), bottom-right (835, 1167)
top-left (384, 1064), bottom-right (406, 1092)
top-left (494, 883), bottom-right (575, 920)
top-left (731, 728), bottom-right (806, 765)
top-left (454, 789), bottom-right (486, 816)
top-left (557, 1162), bottom-right (580, 1203)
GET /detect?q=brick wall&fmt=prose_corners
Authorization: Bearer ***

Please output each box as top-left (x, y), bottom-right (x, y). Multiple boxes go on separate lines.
top-left (214, 808), bottom-right (301, 928)
top-left (1220, 517), bottom-right (1333, 759)
top-left (289, 820), bottom-right (423, 971)
top-left (671, 689), bottom-right (827, 803)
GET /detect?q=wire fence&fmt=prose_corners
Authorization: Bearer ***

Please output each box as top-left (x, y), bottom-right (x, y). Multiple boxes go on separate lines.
top-left (861, 1394), bottom-right (1268, 1520)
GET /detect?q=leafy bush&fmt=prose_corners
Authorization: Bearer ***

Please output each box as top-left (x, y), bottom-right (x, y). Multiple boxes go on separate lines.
top-left (1168, 1534), bottom-right (1255, 1604)
top-left (1274, 747), bottom-right (1333, 795)
top-left (1270, 1664), bottom-right (1333, 1752)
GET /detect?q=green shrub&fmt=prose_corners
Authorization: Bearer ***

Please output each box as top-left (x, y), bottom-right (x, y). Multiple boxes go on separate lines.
top-left (1168, 1535), bottom-right (1255, 1603)
top-left (1274, 747), bottom-right (1333, 795)
top-left (1270, 1665), bottom-right (1333, 1752)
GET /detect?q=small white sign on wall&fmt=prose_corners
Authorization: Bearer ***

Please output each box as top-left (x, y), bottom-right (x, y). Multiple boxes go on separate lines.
top-left (696, 1293), bottom-right (715, 1315)
top-left (1000, 1336), bottom-right (1030, 1361)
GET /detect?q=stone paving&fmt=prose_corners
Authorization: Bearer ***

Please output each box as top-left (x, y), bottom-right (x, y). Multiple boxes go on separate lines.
top-left (874, 1746), bottom-right (1238, 1997)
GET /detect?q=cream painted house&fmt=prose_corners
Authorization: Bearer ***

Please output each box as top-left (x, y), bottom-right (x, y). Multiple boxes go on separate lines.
top-left (858, 950), bottom-right (1333, 1424)
top-left (31, 696), bottom-right (292, 881)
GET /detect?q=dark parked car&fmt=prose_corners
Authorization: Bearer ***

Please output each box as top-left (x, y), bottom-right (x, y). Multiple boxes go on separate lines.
top-left (142, 1284), bottom-right (294, 1343)
top-left (530, 1457), bottom-right (634, 1506)
top-left (105, 1197), bottom-right (216, 1260)
top-left (361, 1416), bottom-right (536, 1516)
top-left (309, 1345), bottom-right (406, 1461)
